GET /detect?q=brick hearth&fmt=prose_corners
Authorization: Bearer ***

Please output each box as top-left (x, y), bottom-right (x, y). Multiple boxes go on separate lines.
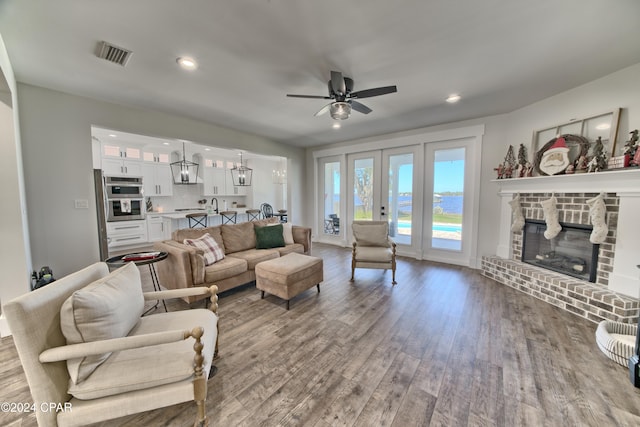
top-left (482, 255), bottom-right (638, 324)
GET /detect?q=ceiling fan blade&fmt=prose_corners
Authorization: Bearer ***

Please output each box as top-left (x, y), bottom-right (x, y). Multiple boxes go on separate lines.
top-left (330, 70), bottom-right (346, 96)
top-left (351, 85), bottom-right (397, 99)
top-left (287, 94), bottom-right (332, 99)
top-left (350, 100), bottom-right (372, 114)
top-left (314, 103), bottom-right (332, 117)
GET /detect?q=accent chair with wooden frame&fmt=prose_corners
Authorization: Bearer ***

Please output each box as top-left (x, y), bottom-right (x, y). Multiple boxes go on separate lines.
top-left (350, 220), bottom-right (397, 285)
top-left (4, 261), bottom-right (219, 427)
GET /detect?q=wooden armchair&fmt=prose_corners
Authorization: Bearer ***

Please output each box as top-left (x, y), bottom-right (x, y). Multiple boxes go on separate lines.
top-left (350, 220), bottom-right (397, 285)
top-left (4, 262), bottom-right (219, 427)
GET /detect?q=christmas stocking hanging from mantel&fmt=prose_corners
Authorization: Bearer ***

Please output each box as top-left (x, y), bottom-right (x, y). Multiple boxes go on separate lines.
top-left (540, 195), bottom-right (562, 239)
top-left (586, 193), bottom-right (608, 244)
top-left (509, 194), bottom-right (525, 232)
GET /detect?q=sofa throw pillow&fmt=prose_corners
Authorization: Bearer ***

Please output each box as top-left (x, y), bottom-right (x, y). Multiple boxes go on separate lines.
top-left (60, 262), bottom-right (144, 384)
top-left (255, 224), bottom-right (286, 249)
top-left (221, 221), bottom-right (255, 253)
top-left (184, 233), bottom-right (225, 266)
top-left (267, 222), bottom-right (294, 245)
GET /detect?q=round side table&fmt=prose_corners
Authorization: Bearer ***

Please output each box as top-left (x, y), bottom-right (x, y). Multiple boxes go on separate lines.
top-left (105, 251), bottom-right (168, 315)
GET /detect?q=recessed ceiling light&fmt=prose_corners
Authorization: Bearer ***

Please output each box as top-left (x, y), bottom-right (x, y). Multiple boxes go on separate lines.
top-left (176, 56), bottom-right (198, 70)
top-left (446, 94), bottom-right (461, 103)
top-left (205, 148), bottom-right (211, 151)
top-left (163, 142), bottom-right (170, 145)
top-left (595, 123), bottom-right (611, 130)
top-left (108, 133), bottom-right (117, 138)
top-left (332, 122), bottom-right (341, 129)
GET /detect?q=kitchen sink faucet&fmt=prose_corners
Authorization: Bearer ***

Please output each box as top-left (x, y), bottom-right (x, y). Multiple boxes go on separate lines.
top-left (211, 198), bottom-right (219, 214)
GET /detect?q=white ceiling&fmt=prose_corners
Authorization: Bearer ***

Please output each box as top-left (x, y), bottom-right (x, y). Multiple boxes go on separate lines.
top-left (2, 0), bottom-right (640, 148)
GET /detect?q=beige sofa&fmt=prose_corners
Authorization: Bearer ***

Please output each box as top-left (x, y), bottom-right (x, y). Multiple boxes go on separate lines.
top-left (153, 218), bottom-right (311, 301)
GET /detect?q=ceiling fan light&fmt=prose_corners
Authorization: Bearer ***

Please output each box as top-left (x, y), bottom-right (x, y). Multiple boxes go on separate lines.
top-left (176, 56), bottom-right (198, 70)
top-left (330, 102), bottom-right (351, 120)
top-left (446, 94), bottom-right (461, 103)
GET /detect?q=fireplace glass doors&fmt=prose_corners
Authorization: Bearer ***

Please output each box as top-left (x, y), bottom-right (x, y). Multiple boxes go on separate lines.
top-left (522, 220), bottom-right (599, 282)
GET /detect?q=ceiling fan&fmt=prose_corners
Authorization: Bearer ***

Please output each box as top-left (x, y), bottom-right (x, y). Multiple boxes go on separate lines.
top-left (287, 71), bottom-right (397, 120)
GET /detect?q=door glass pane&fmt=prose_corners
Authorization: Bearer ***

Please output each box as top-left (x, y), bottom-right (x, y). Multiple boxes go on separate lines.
top-left (432, 148), bottom-right (465, 251)
top-left (353, 158), bottom-right (374, 220)
top-left (388, 153), bottom-right (413, 245)
top-left (323, 161), bottom-right (340, 235)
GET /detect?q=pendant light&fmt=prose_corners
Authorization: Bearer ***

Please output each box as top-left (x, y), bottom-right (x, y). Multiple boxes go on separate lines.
top-left (170, 142), bottom-right (199, 184)
top-left (230, 152), bottom-right (252, 186)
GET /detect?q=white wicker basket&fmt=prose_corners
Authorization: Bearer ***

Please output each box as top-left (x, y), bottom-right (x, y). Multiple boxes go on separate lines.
top-left (595, 320), bottom-right (637, 367)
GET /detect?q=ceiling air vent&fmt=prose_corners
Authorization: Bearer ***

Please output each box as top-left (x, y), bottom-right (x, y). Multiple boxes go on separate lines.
top-left (95, 41), bottom-right (132, 66)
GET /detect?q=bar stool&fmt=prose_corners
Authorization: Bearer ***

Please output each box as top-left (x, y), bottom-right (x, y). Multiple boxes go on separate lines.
top-left (260, 203), bottom-right (273, 219)
top-left (246, 209), bottom-right (261, 221)
top-left (186, 213), bottom-right (208, 228)
top-left (220, 211), bottom-right (237, 224)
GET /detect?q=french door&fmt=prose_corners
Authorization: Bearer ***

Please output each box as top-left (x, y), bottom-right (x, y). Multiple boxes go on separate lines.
top-left (423, 138), bottom-right (479, 266)
top-left (346, 146), bottom-right (421, 255)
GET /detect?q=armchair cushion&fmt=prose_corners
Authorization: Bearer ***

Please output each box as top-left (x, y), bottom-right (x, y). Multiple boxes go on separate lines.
top-left (67, 309), bottom-right (217, 400)
top-left (255, 224), bottom-right (286, 249)
top-left (354, 246), bottom-right (393, 262)
top-left (183, 233), bottom-right (225, 266)
top-left (60, 262), bottom-right (144, 383)
top-left (352, 222), bottom-right (389, 247)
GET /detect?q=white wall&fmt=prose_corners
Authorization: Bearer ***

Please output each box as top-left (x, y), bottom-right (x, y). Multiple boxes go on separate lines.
top-left (15, 83), bottom-right (305, 281)
top-left (0, 35), bottom-right (32, 336)
top-left (305, 62), bottom-right (640, 268)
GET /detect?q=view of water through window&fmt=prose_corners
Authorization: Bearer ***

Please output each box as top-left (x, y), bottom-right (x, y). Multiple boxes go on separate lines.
top-left (432, 147), bottom-right (465, 251)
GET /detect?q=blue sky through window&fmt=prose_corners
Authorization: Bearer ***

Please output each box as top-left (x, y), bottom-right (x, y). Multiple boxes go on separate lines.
top-left (398, 160), bottom-right (464, 193)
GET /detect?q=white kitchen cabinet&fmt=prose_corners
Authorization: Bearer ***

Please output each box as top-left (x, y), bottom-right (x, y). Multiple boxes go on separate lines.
top-left (102, 142), bottom-right (142, 160)
top-left (142, 163), bottom-right (173, 196)
top-left (142, 149), bottom-right (171, 164)
top-left (202, 166), bottom-right (226, 196)
top-left (146, 215), bottom-right (170, 241)
top-left (107, 220), bottom-right (148, 248)
top-left (102, 158), bottom-right (143, 177)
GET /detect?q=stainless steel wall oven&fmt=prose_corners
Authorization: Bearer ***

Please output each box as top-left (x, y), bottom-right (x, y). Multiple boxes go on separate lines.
top-left (104, 176), bottom-right (145, 221)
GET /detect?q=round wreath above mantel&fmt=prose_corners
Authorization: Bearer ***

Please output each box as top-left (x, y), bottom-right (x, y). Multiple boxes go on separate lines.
top-left (534, 134), bottom-right (590, 176)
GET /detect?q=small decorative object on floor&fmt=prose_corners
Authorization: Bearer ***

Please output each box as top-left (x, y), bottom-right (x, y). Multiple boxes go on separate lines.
top-left (508, 194), bottom-right (525, 232)
top-left (595, 320), bottom-right (636, 368)
top-left (587, 136), bottom-right (608, 173)
top-left (586, 193), bottom-right (608, 244)
top-left (540, 195), bottom-right (562, 239)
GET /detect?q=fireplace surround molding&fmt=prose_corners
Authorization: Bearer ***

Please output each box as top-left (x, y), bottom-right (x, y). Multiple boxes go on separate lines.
top-left (492, 168), bottom-right (640, 298)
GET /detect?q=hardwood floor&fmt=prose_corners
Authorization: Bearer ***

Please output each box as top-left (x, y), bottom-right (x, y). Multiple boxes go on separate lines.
top-left (2, 243), bottom-right (640, 426)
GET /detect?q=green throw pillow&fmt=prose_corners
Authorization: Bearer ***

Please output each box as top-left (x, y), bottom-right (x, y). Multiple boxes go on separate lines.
top-left (255, 224), bottom-right (285, 249)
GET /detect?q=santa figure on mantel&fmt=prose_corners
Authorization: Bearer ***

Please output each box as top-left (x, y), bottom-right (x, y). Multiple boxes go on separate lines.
top-left (539, 136), bottom-right (571, 175)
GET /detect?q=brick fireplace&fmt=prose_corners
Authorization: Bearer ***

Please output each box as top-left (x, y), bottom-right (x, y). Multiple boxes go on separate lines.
top-left (482, 169), bottom-right (640, 324)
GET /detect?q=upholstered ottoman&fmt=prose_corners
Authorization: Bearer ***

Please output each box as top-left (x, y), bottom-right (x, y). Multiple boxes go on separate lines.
top-left (255, 253), bottom-right (323, 310)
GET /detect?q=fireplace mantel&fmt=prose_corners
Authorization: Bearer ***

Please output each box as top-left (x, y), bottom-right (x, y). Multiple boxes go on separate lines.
top-left (493, 168), bottom-right (640, 298)
top-left (493, 168), bottom-right (640, 195)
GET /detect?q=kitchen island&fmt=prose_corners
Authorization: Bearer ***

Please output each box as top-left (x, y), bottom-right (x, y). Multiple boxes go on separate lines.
top-left (155, 209), bottom-right (260, 231)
